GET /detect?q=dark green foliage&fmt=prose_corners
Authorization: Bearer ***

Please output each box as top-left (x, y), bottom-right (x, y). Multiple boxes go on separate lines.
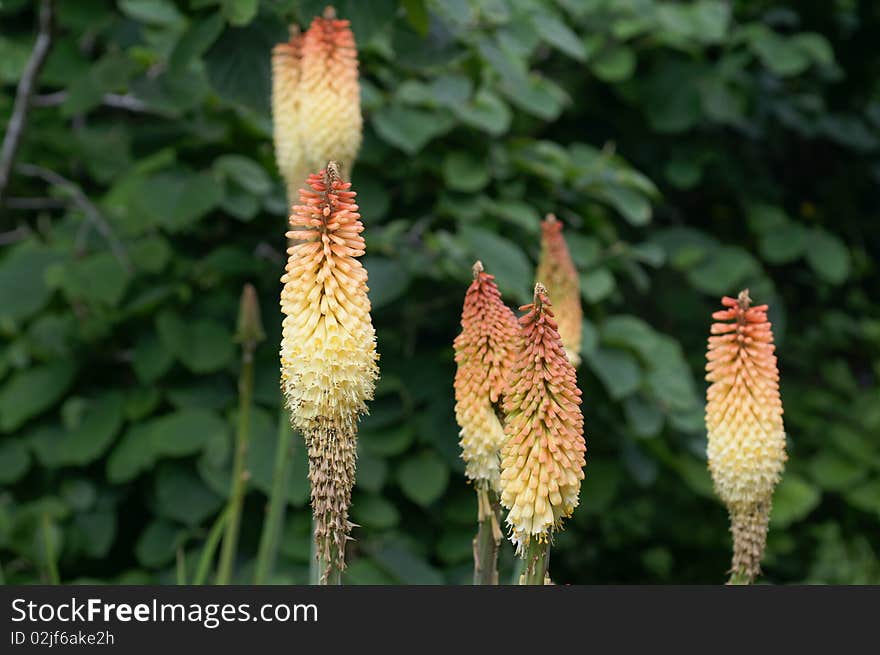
top-left (0, 0), bottom-right (877, 584)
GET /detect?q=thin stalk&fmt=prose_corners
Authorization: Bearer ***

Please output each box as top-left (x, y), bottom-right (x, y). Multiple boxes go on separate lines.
top-left (41, 513), bottom-right (59, 584)
top-left (519, 538), bottom-right (549, 585)
top-left (728, 571), bottom-right (752, 585)
top-left (254, 402), bottom-right (296, 584)
top-left (473, 486), bottom-right (502, 585)
top-left (216, 343), bottom-right (256, 585)
top-left (193, 508), bottom-right (229, 585)
top-left (310, 519), bottom-right (342, 585)
top-left (175, 546), bottom-right (187, 585)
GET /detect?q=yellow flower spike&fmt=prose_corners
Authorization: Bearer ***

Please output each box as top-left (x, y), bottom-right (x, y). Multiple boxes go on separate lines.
top-left (705, 289), bottom-right (787, 584)
top-left (279, 162), bottom-right (378, 582)
top-left (299, 7), bottom-right (362, 182)
top-left (500, 283), bottom-right (586, 554)
top-left (271, 26), bottom-right (307, 202)
top-left (536, 214), bottom-right (582, 366)
top-left (453, 261), bottom-right (521, 492)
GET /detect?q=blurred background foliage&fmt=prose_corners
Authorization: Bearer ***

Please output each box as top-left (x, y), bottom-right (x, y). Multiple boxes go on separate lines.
top-left (1, 0), bottom-right (878, 584)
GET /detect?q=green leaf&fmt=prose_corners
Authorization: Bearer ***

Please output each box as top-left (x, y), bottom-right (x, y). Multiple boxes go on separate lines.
top-left (205, 15), bottom-right (286, 114)
top-left (372, 106), bottom-right (455, 154)
top-left (157, 313), bottom-right (235, 374)
top-left (370, 540), bottom-right (444, 584)
top-left (687, 246), bottom-right (759, 296)
top-left (213, 154), bottom-right (272, 195)
top-left (0, 244), bottom-right (57, 325)
top-left (136, 172), bottom-right (224, 233)
top-left (806, 229), bottom-right (851, 285)
top-left (846, 479), bottom-right (880, 518)
top-left (397, 451), bottom-right (449, 506)
top-left (107, 409), bottom-right (226, 483)
top-left (751, 30), bottom-right (810, 77)
top-left (597, 185), bottom-right (652, 225)
top-left (808, 452), bottom-right (866, 492)
top-left (401, 0), bottom-right (429, 37)
top-left (442, 151), bottom-right (490, 192)
top-left (459, 225), bottom-right (532, 303)
top-left (132, 334), bottom-right (174, 383)
top-left (135, 520), bottom-right (180, 568)
top-left (221, 0), bottom-right (258, 26)
top-left (119, 0), bottom-right (184, 26)
top-left (154, 464), bottom-right (224, 526)
top-left (351, 493), bottom-right (400, 530)
top-left (581, 268), bottom-right (615, 303)
top-left (30, 393), bottom-right (124, 467)
top-left (771, 475), bottom-right (821, 528)
top-left (364, 257), bottom-right (410, 309)
top-left (623, 394), bottom-right (664, 438)
top-left (452, 89), bottom-right (512, 136)
top-left (0, 438), bottom-right (30, 483)
top-left (48, 253), bottom-right (131, 307)
top-left (70, 510), bottom-right (116, 559)
top-left (531, 13), bottom-right (586, 61)
top-left (586, 347), bottom-right (642, 400)
top-left (0, 362), bottom-right (76, 432)
top-left (360, 424), bottom-right (414, 457)
top-left (170, 12), bottom-right (225, 74)
top-left (758, 222), bottom-right (808, 264)
top-left (592, 45), bottom-right (636, 82)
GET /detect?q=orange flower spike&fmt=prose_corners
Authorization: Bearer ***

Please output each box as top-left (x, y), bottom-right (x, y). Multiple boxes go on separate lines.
top-left (272, 27), bottom-right (307, 202)
top-left (453, 261), bottom-right (521, 491)
top-left (499, 284), bottom-right (586, 551)
top-left (279, 162), bottom-right (378, 581)
top-left (535, 214), bottom-right (582, 367)
top-left (299, 8), bottom-right (362, 181)
top-left (705, 289), bottom-right (787, 583)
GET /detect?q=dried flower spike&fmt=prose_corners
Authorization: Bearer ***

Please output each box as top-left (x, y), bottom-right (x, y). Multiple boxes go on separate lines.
top-left (453, 261), bottom-right (521, 492)
top-left (705, 289), bottom-right (787, 584)
top-left (272, 26), bottom-right (307, 202)
top-left (279, 162), bottom-right (378, 581)
top-left (536, 214), bottom-right (582, 366)
top-left (500, 283), bottom-right (586, 552)
top-left (299, 7), bottom-right (362, 182)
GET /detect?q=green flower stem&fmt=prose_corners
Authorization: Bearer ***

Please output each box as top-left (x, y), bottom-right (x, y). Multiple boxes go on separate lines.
top-left (728, 571), bottom-right (753, 585)
top-left (254, 403), bottom-right (296, 584)
top-left (519, 538), bottom-right (550, 585)
top-left (473, 486), bottom-right (502, 585)
top-left (216, 342), bottom-right (255, 585)
top-left (41, 513), bottom-right (59, 585)
top-left (310, 519), bottom-right (343, 585)
top-left (193, 507), bottom-right (228, 585)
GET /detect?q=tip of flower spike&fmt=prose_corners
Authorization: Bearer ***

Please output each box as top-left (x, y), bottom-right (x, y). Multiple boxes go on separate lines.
top-left (322, 5), bottom-right (336, 19)
top-left (533, 282), bottom-right (549, 306)
top-left (324, 160), bottom-right (342, 184)
top-left (544, 213), bottom-right (558, 223)
top-left (737, 288), bottom-right (752, 309)
top-left (235, 283), bottom-right (265, 347)
top-left (288, 24), bottom-right (301, 40)
top-left (472, 260), bottom-right (484, 279)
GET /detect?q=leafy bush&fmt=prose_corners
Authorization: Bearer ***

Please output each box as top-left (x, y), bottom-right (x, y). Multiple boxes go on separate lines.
top-left (1, 0), bottom-right (877, 584)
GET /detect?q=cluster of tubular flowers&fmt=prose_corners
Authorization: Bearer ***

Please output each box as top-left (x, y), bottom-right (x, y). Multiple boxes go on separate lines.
top-left (535, 214), bottom-right (582, 367)
top-left (705, 289), bottom-right (787, 583)
top-left (499, 284), bottom-right (586, 551)
top-left (271, 8), bottom-right (362, 201)
top-left (279, 162), bottom-right (378, 579)
top-left (271, 26), bottom-right (305, 202)
top-left (453, 261), bottom-right (521, 492)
